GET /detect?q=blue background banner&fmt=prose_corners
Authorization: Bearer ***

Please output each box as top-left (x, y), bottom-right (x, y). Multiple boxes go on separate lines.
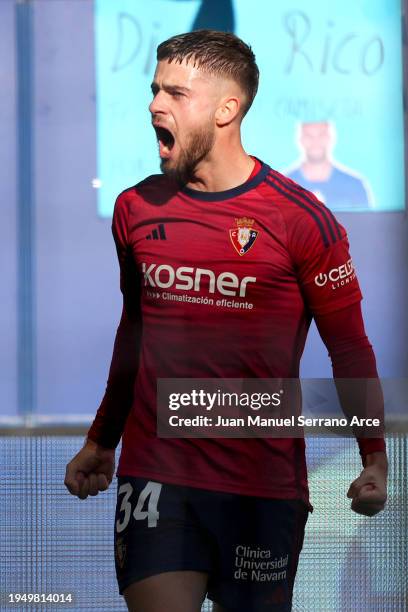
top-left (95, 0), bottom-right (405, 215)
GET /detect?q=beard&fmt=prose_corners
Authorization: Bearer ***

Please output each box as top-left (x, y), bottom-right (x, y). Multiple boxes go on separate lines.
top-left (160, 121), bottom-right (215, 184)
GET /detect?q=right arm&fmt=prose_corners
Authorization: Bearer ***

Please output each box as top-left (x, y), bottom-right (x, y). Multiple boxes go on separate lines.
top-left (86, 296), bottom-right (141, 449)
top-left (65, 193), bottom-right (142, 498)
top-left (87, 191), bottom-right (142, 449)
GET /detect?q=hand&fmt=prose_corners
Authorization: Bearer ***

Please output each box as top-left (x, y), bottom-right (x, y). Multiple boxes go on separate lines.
top-left (347, 451), bottom-right (388, 516)
top-left (64, 437), bottom-right (116, 500)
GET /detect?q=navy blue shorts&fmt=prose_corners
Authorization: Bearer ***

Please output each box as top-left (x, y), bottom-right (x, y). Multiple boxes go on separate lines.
top-left (114, 476), bottom-right (310, 611)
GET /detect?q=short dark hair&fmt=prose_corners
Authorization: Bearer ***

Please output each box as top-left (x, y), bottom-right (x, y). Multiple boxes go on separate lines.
top-left (156, 29), bottom-right (259, 117)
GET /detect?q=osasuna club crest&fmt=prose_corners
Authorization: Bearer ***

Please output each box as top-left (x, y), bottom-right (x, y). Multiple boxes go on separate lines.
top-left (115, 535), bottom-right (127, 569)
top-left (229, 217), bottom-right (259, 256)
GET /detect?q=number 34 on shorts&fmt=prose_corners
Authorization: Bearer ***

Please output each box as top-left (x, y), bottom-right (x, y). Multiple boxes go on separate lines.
top-left (116, 479), bottom-right (162, 533)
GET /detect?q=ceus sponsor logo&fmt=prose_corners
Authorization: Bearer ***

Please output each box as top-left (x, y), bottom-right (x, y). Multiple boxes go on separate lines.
top-left (314, 258), bottom-right (356, 289)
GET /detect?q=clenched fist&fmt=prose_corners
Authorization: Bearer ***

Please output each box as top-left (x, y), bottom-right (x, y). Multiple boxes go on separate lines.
top-left (347, 451), bottom-right (388, 517)
top-left (64, 437), bottom-right (115, 500)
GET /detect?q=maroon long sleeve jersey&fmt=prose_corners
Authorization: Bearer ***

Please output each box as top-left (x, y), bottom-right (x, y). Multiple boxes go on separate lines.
top-left (87, 157), bottom-right (385, 510)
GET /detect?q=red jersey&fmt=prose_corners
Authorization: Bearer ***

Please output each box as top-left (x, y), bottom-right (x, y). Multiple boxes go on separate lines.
top-left (88, 158), bottom-right (381, 510)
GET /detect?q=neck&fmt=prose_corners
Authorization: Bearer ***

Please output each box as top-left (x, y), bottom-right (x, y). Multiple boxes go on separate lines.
top-left (185, 134), bottom-right (255, 192)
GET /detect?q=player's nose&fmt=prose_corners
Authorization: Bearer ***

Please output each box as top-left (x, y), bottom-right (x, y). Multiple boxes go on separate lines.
top-left (149, 91), bottom-right (167, 115)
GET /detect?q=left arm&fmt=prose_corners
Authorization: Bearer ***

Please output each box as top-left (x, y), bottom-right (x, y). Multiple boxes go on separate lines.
top-left (286, 195), bottom-right (387, 515)
top-left (315, 302), bottom-right (387, 516)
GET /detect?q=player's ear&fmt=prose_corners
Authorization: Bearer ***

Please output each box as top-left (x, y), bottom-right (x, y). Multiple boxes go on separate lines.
top-left (215, 96), bottom-right (241, 127)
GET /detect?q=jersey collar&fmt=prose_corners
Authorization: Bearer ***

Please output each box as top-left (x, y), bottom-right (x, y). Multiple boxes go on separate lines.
top-left (180, 159), bottom-right (270, 202)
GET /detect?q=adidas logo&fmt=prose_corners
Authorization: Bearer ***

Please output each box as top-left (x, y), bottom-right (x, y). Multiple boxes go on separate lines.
top-left (146, 223), bottom-right (167, 240)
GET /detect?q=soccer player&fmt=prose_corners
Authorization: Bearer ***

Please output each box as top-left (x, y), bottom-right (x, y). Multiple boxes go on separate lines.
top-left (64, 30), bottom-right (388, 612)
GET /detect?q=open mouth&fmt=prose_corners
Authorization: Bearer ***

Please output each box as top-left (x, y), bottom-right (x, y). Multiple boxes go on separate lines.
top-left (154, 126), bottom-right (175, 158)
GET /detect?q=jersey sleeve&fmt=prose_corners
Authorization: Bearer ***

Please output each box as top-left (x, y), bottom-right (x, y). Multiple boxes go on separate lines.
top-left (314, 302), bottom-right (386, 464)
top-left (112, 192), bottom-right (140, 318)
top-left (86, 191), bottom-right (142, 448)
top-left (289, 203), bottom-right (363, 316)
